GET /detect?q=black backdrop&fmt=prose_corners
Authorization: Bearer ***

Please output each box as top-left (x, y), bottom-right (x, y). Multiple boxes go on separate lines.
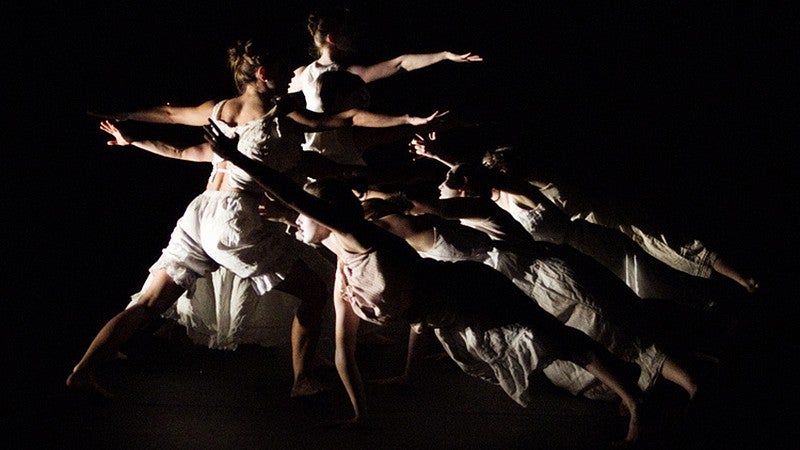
top-left (5, 0), bottom-right (797, 445)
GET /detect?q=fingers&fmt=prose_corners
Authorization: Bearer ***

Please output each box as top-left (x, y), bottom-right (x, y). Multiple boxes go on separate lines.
top-left (99, 120), bottom-right (116, 132)
top-left (456, 52), bottom-right (483, 62)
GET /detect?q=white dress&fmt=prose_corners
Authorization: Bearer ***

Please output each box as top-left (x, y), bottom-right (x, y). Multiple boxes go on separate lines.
top-left (329, 223), bottom-right (596, 406)
top-left (419, 221), bottom-right (666, 402)
top-left (128, 101), bottom-right (335, 350)
top-left (538, 181), bottom-right (719, 278)
top-left (500, 192), bottom-right (719, 308)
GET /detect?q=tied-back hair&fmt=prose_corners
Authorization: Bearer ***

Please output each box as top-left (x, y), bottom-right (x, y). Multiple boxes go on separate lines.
top-left (307, 6), bottom-right (357, 57)
top-left (227, 39), bottom-right (285, 94)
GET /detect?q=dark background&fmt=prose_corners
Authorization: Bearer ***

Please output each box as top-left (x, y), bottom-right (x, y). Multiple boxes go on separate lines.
top-left (5, 0), bottom-right (798, 447)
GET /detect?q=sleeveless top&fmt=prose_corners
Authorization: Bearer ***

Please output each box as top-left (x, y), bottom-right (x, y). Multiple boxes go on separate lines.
top-left (208, 100), bottom-right (304, 191)
top-left (418, 223), bottom-right (495, 264)
top-left (298, 60), bottom-right (341, 113)
top-left (296, 61), bottom-right (364, 165)
top-left (332, 227), bottom-right (421, 326)
top-left (504, 199), bottom-right (571, 245)
top-left (458, 202), bottom-right (541, 252)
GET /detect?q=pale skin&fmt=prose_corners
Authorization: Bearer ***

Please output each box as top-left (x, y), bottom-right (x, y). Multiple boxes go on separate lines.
top-left (203, 123), bottom-right (662, 445)
top-left (71, 62), bottom-right (443, 400)
top-left (431, 133), bottom-right (760, 294)
top-left (91, 67), bottom-right (446, 129)
top-left (366, 203), bottom-right (698, 409)
top-left (388, 160), bottom-right (701, 403)
top-left (72, 120), bottom-right (329, 399)
top-left (413, 132), bottom-right (761, 308)
top-left (283, 19), bottom-right (474, 168)
top-left (288, 29), bottom-right (483, 93)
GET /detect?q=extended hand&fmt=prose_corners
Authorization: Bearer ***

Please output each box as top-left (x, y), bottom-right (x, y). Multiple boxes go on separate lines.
top-left (409, 131), bottom-right (438, 159)
top-left (203, 120), bottom-right (241, 161)
top-left (407, 110), bottom-right (449, 126)
top-left (446, 52), bottom-right (483, 63)
top-left (99, 120), bottom-right (132, 146)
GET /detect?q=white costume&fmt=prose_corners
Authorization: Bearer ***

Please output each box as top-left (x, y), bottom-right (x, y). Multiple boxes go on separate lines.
top-left (538, 181), bottom-right (719, 278)
top-left (129, 101), bottom-right (334, 350)
top-left (330, 223), bottom-right (609, 407)
top-left (499, 192), bottom-right (719, 308)
top-left (295, 61), bottom-right (365, 165)
top-left (418, 221), bottom-right (665, 401)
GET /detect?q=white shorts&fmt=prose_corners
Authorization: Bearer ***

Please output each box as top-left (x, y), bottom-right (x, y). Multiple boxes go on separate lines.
top-left (151, 190), bottom-right (303, 294)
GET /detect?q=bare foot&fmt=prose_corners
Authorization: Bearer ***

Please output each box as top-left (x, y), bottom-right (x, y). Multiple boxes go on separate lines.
top-left (66, 368), bottom-right (113, 402)
top-left (290, 376), bottom-right (328, 398)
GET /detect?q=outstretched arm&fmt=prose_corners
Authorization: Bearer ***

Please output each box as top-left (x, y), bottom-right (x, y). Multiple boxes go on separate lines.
top-left (89, 100), bottom-right (217, 126)
top-left (409, 131), bottom-right (458, 167)
top-left (350, 51), bottom-right (483, 83)
top-left (203, 120), bottom-right (364, 237)
top-left (100, 120), bottom-right (213, 162)
top-left (287, 108), bottom-right (447, 131)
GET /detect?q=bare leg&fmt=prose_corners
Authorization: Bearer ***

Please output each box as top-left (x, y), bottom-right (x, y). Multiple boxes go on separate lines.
top-left (712, 257), bottom-right (759, 293)
top-left (556, 327), bottom-right (643, 445)
top-left (274, 260), bottom-right (329, 398)
top-left (582, 358), bottom-right (643, 445)
top-left (660, 356), bottom-right (698, 400)
top-left (66, 269), bottom-right (185, 398)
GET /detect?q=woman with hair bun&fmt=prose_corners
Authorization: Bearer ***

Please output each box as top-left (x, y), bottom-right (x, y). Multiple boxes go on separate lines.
top-left (70, 38), bottom-right (444, 400)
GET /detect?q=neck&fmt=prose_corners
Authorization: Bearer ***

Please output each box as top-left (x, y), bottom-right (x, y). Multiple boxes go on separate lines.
top-left (242, 84), bottom-right (276, 104)
top-left (317, 47), bottom-right (335, 65)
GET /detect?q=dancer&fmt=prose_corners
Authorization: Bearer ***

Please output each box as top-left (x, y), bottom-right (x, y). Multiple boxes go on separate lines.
top-left (481, 145), bottom-right (760, 294)
top-left (69, 39), bottom-right (443, 400)
top-left (288, 6), bottom-right (482, 166)
top-left (360, 193), bottom-right (701, 403)
top-left (203, 121), bottom-right (682, 446)
top-left (411, 133), bottom-right (734, 309)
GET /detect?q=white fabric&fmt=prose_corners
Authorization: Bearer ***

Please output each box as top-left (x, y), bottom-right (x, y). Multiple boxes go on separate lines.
top-left (150, 191), bottom-right (301, 293)
top-left (503, 195), bottom-right (715, 304)
top-left (332, 231), bottom-right (419, 325)
top-left (209, 100), bottom-right (304, 192)
top-left (127, 100), bottom-right (335, 349)
top-left (537, 181), bottom-right (718, 278)
top-left (419, 222), bottom-right (666, 401)
top-left (435, 324), bottom-right (547, 407)
top-left (296, 61), bottom-right (365, 165)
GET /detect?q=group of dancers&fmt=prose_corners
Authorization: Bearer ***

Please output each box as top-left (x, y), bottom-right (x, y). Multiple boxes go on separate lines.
top-left (68, 7), bottom-right (758, 446)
